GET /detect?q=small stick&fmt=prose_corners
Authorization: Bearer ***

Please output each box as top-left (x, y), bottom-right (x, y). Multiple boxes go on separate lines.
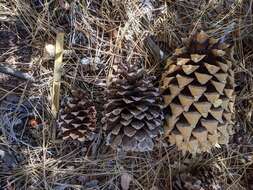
top-left (51, 32), bottom-right (64, 118)
top-left (0, 63), bottom-right (35, 82)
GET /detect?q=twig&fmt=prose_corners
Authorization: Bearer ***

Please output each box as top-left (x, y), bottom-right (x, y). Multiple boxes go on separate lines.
top-left (0, 64), bottom-right (35, 82)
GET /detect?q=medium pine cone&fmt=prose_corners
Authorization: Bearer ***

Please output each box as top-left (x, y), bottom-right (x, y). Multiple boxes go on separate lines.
top-left (58, 89), bottom-right (97, 142)
top-left (103, 63), bottom-right (164, 152)
top-left (160, 31), bottom-right (235, 154)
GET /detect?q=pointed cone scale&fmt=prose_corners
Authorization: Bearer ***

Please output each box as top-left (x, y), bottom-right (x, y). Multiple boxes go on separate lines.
top-left (192, 127), bottom-right (208, 143)
top-left (204, 92), bottom-right (220, 104)
top-left (228, 69), bottom-right (234, 77)
top-left (228, 75), bottom-right (235, 87)
top-left (176, 74), bottom-right (194, 88)
top-left (224, 89), bottom-right (233, 97)
top-left (210, 108), bottom-right (223, 123)
top-left (182, 65), bottom-right (200, 75)
top-left (196, 31), bottom-right (209, 43)
top-left (211, 80), bottom-right (225, 94)
top-left (170, 103), bottom-right (184, 117)
top-left (177, 58), bottom-right (190, 66)
top-left (169, 84), bottom-right (182, 97)
top-left (223, 111), bottom-right (232, 122)
top-left (164, 58), bottom-right (174, 69)
top-left (160, 76), bottom-right (174, 89)
top-left (204, 63), bottom-right (220, 74)
top-left (188, 138), bottom-right (199, 155)
top-left (188, 85), bottom-right (207, 101)
top-left (191, 54), bottom-right (206, 63)
top-left (178, 94), bottom-right (194, 111)
top-left (217, 61), bottom-right (229, 72)
top-left (183, 111), bottom-right (201, 127)
top-left (179, 142), bottom-right (189, 155)
top-left (215, 73), bottom-right (228, 83)
top-left (221, 97), bottom-right (229, 111)
top-left (201, 119), bottom-right (218, 134)
top-left (212, 49), bottom-right (226, 57)
top-left (193, 102), bottom-right (212, 118)
top-left (166, 64), bottom-right (180, 75)
top-left (168, 134), bottom-right (176, 144)
top-left (226, 60), bottom-right (232, 68)
top-left (195, 72), bottom-right (212, 85)
top-left (218, 135), bottom-right (229, 145)
top-left (164, 116), bottom-right (179, 135)
top-left (175, 47), bottom-right (187, 56)
top-left (171, 130), bottom-right (184, 147)
top-left (229, 102), bottom-right (234, 112)
top-left (217, 123), bottom-right (228, 135)
top-left (200, 141), bottom-right (212, 153)
top-left (163, 95), bottom-right (174, 106)
top-left (213, 99), bottom-right (223, 108)
top-left (208, 132), bottom-right (219, 145)
top-left (176, 122), bottom-right (193, 141)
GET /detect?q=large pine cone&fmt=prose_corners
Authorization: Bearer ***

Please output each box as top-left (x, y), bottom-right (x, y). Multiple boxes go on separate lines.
top-left (160, 31), bottom-right (235, 154)
top-left (103, 63), bottom-right (164, 152)
top-left (58, 89), bottom-right (97, 142)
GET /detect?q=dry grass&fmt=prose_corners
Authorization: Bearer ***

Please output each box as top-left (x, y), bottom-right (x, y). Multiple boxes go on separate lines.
top-left (0, 0), bottom-right (253, 189)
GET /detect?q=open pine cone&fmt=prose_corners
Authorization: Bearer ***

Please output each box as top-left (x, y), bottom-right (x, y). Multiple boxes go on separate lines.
top-left (160, 31), bottom-right (235, 154)
top-left (103, 63), bottom-right (164, 152)
top-left (58, 89), bottom-right (97, 142)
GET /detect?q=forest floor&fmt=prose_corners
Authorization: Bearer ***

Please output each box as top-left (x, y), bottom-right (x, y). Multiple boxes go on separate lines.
top-left (0, 0), bottom-right (253, 190)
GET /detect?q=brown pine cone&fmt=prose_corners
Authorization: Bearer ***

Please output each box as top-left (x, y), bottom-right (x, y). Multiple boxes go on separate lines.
top-left (58, 89), bottom-right (97, 142)
top-left (103, 63), bottom-right (164, 152)
top-left (160, 31), bottom-right (235, 154)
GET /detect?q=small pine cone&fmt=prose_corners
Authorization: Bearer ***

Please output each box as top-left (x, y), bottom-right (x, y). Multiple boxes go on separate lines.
top-left (58, 89), bottom-right (97, 142)
top-left (103, 63), bottom-right (164, 152)
top-left (160, 31), bottom-right (235, 154)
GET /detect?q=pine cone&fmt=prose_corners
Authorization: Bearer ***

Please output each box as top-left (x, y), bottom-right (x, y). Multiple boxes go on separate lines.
top-left (160, 31), bottom-right (235, 154)
top-left (103, 63), bottom-right (164, 152)
top-left (173, 170), bottom-right (222, 190)
top-left (58, 89), bottom-right (97, 142)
